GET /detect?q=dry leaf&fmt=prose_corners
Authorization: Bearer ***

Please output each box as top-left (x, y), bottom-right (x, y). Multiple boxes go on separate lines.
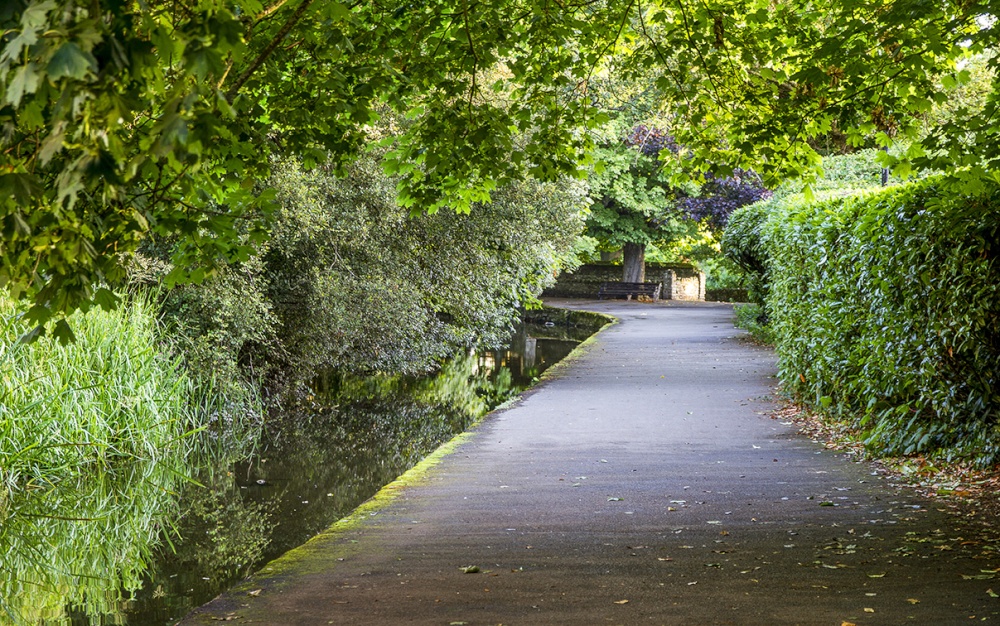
top-left (613, 599), bottom-right (629, 604)
top-left (247, 589), bottom-right (262, 597)
top-left (906, 598), bottom-right (920, 604)
top-left (863, 608), bottom-right (875, 613)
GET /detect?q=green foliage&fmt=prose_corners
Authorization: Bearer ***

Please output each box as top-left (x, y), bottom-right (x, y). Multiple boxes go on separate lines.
top-left (155, 256), bottom-right (280, 388)
top-left (582, 121), bottom-right (694, 280)
top-left (774, 149), bottom-right (890, 198)
top-left (584, 138), bottom-right (683, 251)
top-left (720, 200), bottom-right (771, 312)
top-left (145, 153), bottom-right (588, 385)
top-left (922, 52), bottom-right (996, 134)
top-left (757, 179), bottom-right (1000, 463)
top-left (5, 0), bottom-right (990, 327)
top-left (0, 0), bottom-right (618, 328)
top-left (733, 303), bottom-right (774, 344)
top-left (0, 294), bottom-right (197, 622)
top-left (0, 294), bottom-right (195, 474)
top-left (724, 149), bottom-right (900, 309)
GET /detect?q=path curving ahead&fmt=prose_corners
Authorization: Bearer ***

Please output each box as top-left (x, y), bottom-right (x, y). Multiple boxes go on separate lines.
top-left (182, 301), bottom-right (997, 625)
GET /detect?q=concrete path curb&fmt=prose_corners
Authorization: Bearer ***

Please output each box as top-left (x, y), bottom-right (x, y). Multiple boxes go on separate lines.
top-left (182, 301), bottom-right (998, 625)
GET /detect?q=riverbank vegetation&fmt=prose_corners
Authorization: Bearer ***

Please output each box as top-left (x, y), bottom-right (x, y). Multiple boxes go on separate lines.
top-left (141, 152), bottom-right (588, 393)
top-left (0, 146), bottom-right (589, 622)
top-left (0, 294), bottom-right (260, 622)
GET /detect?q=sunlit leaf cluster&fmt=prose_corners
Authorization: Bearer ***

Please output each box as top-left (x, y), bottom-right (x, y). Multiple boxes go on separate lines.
top-left (1, 0), bottom-right (997, 326)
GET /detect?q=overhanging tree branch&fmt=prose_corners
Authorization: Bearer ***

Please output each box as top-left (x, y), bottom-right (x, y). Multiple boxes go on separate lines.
top-left (225, 0), bottom-right (318, 100)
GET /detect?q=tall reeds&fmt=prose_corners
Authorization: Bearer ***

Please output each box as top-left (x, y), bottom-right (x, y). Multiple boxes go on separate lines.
top-left (0, 294), bottom-right (203, 623)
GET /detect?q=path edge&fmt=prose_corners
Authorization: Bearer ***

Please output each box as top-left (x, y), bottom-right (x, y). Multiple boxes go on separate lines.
top-left (183, 308), bottom-right (618, 618)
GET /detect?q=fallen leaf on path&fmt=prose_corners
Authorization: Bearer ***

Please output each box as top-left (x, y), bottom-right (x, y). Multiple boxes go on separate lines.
top-left (462, 566), bottom-right (480, 574)
top-left (864, 608), bottom-right (875, 613)
top-left (868, 573), bottom-right (886, 578)
top-left (988, 589), bottom-right (998, 598)
top-left (608, 497), bottom-right (622, 501)
top-left (907, 598), bottom-right (920, 604)
top-left (841, 622), bottom-right (857, 626)
top-left (613, 600), bottom-right (629, 604)
top-left (247, 589), bottom-right (262, 597)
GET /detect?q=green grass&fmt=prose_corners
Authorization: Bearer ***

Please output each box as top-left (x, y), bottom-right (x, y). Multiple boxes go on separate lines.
top-left (0, 294), bottom-right (196, 479)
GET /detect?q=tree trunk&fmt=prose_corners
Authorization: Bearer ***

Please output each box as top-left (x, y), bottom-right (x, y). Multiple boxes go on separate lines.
top-left (622, 242), bottom-right (646, 283)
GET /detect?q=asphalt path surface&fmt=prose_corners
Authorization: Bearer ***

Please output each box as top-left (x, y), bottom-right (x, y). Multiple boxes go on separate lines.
top-left (182, 301), bottom-right (999, 625)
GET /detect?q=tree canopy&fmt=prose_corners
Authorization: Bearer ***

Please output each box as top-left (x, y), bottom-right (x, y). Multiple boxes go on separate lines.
top-left (584, 123), bottom-right (690, 282)
top-left (1, 0), bottom-right (996, 335)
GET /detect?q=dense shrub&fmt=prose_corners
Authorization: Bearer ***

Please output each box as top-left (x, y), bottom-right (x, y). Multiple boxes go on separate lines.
top-left (735, 178), bottom-right (1000, 463)
top-left (720, 201), bottom-right (771, 320)
top-left (263, 156), bottom-right (587, 380)
top-left (143, 153), bottom-right (588, 391)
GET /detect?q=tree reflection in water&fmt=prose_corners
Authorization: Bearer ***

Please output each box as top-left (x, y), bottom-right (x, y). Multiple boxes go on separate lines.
top-left (1, 321), bottom-right (594, 625)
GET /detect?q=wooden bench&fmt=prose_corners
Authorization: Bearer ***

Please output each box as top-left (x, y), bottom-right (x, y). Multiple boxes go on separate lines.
top-left (597, 281), bottom-right (661, 301)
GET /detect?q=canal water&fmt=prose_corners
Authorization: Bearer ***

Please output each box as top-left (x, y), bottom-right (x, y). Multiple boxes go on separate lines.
top-left (1, 316), bottom-right (599, 625)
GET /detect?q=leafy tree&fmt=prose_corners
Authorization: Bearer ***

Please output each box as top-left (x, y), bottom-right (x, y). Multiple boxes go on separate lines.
top-left (0, 0), bottom-right (612, 335)
top-left (584, 124), bottom-right (689, 283)
top-left (1, 0), bottom-right (994, 331)
top-left (151, 152), bottom-right (587, 386)
top-left (678, 169), bottom-right (772, 232)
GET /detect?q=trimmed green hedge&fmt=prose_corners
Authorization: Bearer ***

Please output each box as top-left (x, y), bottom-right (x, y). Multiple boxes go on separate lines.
top-left (726, 178), bottom-right (1000, 463)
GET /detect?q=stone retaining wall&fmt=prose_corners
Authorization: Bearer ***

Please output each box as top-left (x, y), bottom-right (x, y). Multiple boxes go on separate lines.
top-left (543, 263), bottom-right (706, 301)
top-left (705, 288), bottom-right (750, 303)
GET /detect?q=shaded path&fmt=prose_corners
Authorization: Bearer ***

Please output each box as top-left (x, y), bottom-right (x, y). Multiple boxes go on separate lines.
top-left (183, 301), bottom-right (998, 625)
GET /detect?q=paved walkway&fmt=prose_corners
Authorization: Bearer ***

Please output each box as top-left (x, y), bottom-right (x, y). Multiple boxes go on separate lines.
top-left (183, 301), bottom-right (998, 625)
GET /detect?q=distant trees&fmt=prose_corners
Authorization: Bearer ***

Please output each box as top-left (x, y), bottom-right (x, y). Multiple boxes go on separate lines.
top-left (584, 124), bottom-right (687, 283)
top-left (679, 170), bottom-right (772, 232)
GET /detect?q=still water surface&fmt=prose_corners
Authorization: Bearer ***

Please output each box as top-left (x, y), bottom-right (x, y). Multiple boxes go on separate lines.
top-left (2, 320), bottom-right (595, 625)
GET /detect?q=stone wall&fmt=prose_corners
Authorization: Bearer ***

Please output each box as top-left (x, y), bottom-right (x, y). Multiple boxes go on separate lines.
top-left (543, 263), bottom-right (706, 301)
top-left (705, 288), bottom-right (750, 303)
